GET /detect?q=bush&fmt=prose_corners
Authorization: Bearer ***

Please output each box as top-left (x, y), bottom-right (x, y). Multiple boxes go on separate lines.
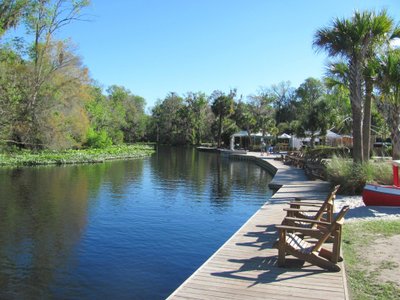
top-left (85, 128), bottom-right (113, 149)
top-left (326, 156), bottom-right (392, 195)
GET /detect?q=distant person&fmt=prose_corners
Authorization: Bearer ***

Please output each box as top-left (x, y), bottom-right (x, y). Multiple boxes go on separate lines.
top-left (265, 142), bottom-right (270, 156)
top-left (260, 140), bottom-right (266, 156)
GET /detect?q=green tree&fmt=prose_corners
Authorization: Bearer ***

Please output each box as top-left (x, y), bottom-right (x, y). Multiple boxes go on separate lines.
top-left (233, 101), bottom-right (257, 148)
top-left (267, 81), bottom-right (296, 125)
top-left (247, 91), bottom-right (275, 138)
top-left (295, 78), bottom-right (331, 148)
top-left (2, 0), bottom-right (91, 148)
top-left (210, 90), bottom-right (235, 148)
top-left (376, 49), bottom-right (400, 159)
top-left (314, 10), bottom-right (399, 162)
top-left (324, 61), bottom-right (352, 134)
top-left (184, 92), bottom-right (212, 145)
top-left (150, 92), bottom-right (185, 145)
top-left (122, 94), bottom-right (146, 143)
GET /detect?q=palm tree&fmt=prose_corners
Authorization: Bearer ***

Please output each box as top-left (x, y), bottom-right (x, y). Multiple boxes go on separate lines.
top-left (314, 10), bottom-right (398, 163)
top-left (376, 49), bottom-right (400, 160)
top-left (210, 90), bottom-right (235, 148)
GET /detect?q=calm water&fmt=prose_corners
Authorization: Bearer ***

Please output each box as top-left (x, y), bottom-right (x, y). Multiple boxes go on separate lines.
top-left (0, 146), bottom-right (273, 299)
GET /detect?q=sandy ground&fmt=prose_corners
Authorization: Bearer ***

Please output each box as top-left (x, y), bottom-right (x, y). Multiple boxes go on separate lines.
top-left (335, 195), bottom-right (400, 287)
top-left (364, 235), bottom-right (400, 286)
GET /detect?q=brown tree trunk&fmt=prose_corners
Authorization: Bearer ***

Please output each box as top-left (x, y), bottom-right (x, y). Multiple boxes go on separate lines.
top-left (363, 78), bottom-right (373, 160)
top-left (349, 58), bottom-right (364, 163)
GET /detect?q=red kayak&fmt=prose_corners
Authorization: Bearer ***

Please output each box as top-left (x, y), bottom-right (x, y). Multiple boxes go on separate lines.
top-left (362, 183), bottom-right (400, 206)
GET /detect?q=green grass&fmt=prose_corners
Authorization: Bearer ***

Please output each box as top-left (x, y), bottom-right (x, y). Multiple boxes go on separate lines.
top-left (343, 220), bottom-right (400, 299)
top-left (0, 144), bottom-right (155, 167)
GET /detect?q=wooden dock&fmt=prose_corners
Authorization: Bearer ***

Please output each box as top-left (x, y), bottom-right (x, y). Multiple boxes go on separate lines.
top-left (168, 154), bottom-right (348, 300)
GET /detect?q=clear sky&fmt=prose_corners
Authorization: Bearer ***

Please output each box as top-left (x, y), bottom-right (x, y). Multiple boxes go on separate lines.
top-left (37, 1), bottom-right (400, 109)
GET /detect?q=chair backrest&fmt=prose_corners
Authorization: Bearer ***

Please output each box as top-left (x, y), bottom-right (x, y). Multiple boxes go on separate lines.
top-left (314, 185), bottom-right (340, 221)
top-left (312, 205), bottom-right (349, 252)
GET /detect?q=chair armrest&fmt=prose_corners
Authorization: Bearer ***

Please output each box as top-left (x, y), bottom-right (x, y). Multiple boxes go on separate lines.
top-left (275, 224), bottom-right (321, 233)
top-left (289, 201), bottom-right (325, 207)
top-left (283, 216), bottom-right (330, 226)
top-left (283, 208), bottom-right (320, 213)
top-left (293, 197), bottom-right (324, 201)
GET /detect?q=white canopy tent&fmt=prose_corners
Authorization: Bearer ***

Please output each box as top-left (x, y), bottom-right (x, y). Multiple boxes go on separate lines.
top-left (230, 131), bottom-right (271, 150)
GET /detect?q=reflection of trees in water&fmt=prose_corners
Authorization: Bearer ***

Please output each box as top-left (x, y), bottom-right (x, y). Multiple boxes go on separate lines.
top-left (0, 166), bottom-right (90, 298)
top-left (150, 146), bottom-right (214, 192)
top-left (210, 157), bottom-right (272, 204)
top-left (151, 146), bottom-right (272, 206)
top-left (0, 160), bottom-right (144, 298)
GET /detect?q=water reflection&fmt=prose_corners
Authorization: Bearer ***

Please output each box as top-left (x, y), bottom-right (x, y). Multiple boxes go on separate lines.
top-left (0, 147), bottom-right (272, 299)
top-left (150, 146), bottom-right (271, 205)
top-left (0, 161), bottom-right (145, 299)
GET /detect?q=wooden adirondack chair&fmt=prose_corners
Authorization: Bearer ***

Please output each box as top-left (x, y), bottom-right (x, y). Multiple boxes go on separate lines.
top-left (275, 205), bottom-right (349, 272)
top-left (283, 185), bottom-right (340, 224)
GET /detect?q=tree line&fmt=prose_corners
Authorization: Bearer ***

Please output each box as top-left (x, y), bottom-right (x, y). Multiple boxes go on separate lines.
top-left (1, 2), bottom-right (400, 163)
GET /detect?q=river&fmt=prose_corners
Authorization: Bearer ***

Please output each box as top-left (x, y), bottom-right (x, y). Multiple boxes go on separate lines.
top-left (0, 146), bottom-right (273, 299)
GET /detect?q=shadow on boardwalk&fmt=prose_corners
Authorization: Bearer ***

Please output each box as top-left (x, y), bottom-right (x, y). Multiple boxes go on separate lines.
top-left (211, 225), bottom-right (326, 288)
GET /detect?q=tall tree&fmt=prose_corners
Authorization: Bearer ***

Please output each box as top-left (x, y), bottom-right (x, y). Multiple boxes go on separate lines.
top-left (376, 49), bottom-right (400, 160)
top-left (268, 81), bottom-right (296, 125)
top-left (233, 100), bottom-right (257, 148)
top-left (314, 10), bottom-right (399, 162)
top-left (210, 90), bottom-right (235, 148)
top-left (247, 91), bottom-right (275, 139)
top-left (184, 92), bottom-right (212, 145)
top-left (19, 0), bottom-right (89, 147)
top-left (151, 93), bottom-right (185, 145)
top-left (295, 78), bottom-right (331, 147)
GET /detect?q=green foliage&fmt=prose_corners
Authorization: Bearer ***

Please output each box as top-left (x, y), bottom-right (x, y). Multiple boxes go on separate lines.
top-left (343, 220), bottom-right (400, 299)
top-left (232, 101), bottom-right (258, 146)
top-left (184, 92), bottom-right (212, 145)
top-left (294, 78), bottom-right (334, 147)
top-left (267, 81), bottom-right (296, 125)
top-left (376, 49), bottom-right (400, 160)
top-left (247, 91), bottom-right (276, 136)
top-left (85, 127), bottom-right (112, 149)
top-left (210, 89), bottom-right (236, 147)
top-left (314, 10), bottom-right (399, 163)
top-left (0, 0), bottom-right (29, 37)
top-left (0, 144), bottom-right (154, 166)
top-left (148, 92), bottom-right (214, 146)
top-left (326, 156), bottom-right (392, 194)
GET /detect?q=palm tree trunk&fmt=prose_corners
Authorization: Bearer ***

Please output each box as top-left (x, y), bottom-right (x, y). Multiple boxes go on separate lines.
top-left (363, 77), bottom-right (373, 160)
top-left (349, 58), bottom-right (364, 163)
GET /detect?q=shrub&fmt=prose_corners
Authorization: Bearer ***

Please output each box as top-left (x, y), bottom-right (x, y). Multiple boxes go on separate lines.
top-left (326, 156), bottom-right (392, 195)
top-left (85, 128), bottom-right (113, 149)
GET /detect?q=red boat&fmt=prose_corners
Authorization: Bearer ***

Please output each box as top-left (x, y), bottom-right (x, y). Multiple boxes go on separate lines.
top-left (362, 184), bottom-right (400, 206)
top-left (362, 160), bottom-right (400, 206)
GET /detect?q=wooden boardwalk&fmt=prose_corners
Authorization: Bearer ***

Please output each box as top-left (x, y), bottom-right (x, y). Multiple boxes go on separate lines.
top-left (167, 155), bottom-right (348, 300)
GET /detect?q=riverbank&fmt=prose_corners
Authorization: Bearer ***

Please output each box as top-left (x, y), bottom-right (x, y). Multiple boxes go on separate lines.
top-left (0, 144), bottom-right (155, 167)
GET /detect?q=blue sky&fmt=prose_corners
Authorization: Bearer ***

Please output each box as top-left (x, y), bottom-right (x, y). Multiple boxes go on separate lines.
top-left (18, 1), bottom-right (400, 109)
